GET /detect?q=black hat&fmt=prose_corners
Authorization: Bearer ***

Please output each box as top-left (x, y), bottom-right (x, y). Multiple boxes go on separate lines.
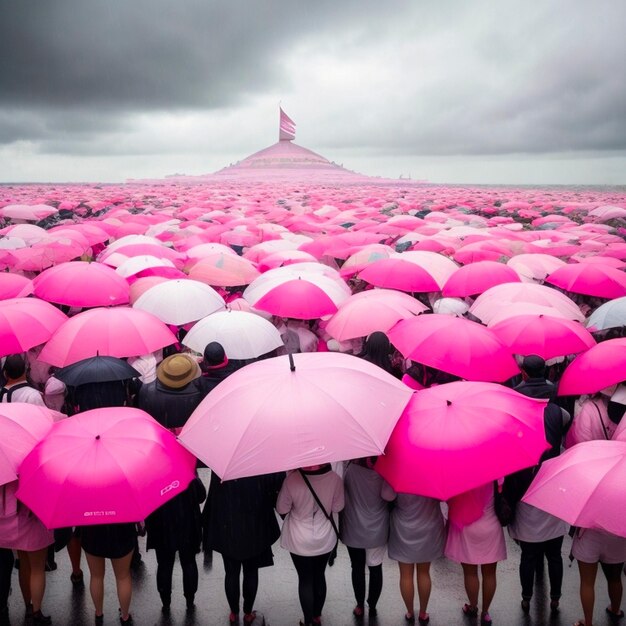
top-left (203, 342), bottom-right (228, 369)
top-left (521, 354), bottom-right (546, 377)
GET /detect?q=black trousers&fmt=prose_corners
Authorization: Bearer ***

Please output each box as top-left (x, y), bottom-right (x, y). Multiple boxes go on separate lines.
top-left (290, 552), bottom-right (331, 626)
top-left (0, 549), bottom-right (13, 611)
top-left (154, 546), bottom-right (198, 602)
top-left (222, 555), bottom-right (259, 615)
top-left (346, 546), bottom-right (383, 609)
top-left (519, 536), bottom-right (564, 600)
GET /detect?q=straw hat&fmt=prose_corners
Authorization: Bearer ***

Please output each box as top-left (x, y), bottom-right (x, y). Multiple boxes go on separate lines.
top-left (156, 354), bottom-right (199, 389)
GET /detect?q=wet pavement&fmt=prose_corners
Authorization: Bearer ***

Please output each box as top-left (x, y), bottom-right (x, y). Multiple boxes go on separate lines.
top-left (5, 473), bottom-right (622, 626)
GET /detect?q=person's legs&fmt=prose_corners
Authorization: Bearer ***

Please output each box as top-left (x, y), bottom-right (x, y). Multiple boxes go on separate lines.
top-left (84, 552), bottom-right (106, 617)
top-left (311, 552), bottom-right (330, 622)
top-left (577, 560), bottom-right (598, 626)
top-left (179, 546), bottom-right (199, 607)
top-left (222, 555), bottom-right (242, 616)
top-left (367, 564), bottom-right (383, 612)
top-left (67, 535), bottom-right (83, 581)
top-left (600, 562), bottom-right (624, 617)
top-left (461, 563), bottom-right (479, 609)
top-left (16, 550), bottom-right (31, 609)
top-left (241, 560), bottom-right (259, 617)
top-left (416, 562), bottom-right (432, 618)
top-left (24, 548), bottom-right (48, 615)
top-left (480, 563), bottom-right (497, 615)
top-left (346, 546), bottom-right (367, 610)
top-left (154, 548), bottom-right (176, 608)
top-left (291, 553), bottom-right (316, 626)
top-left (398, 562), bottom-right (415, 617)
top-left (518, 541), bottom-right (540, 602)
top-left (111, 550), bottom-right (133, 622)
top-left (543, 536), bottom-right (564, 602)
top-left (0, 549), bottom-right (14, 614)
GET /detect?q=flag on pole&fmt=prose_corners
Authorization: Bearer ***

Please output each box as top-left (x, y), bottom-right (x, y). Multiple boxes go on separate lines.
top-left (279, 107), bottom-right (296, 141)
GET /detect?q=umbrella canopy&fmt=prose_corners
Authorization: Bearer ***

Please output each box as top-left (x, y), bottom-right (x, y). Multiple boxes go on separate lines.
top-left (16, 407), bottom-right (197, 528)
top-left (0, 297), bottom-right (68, 357)
top-left (558, 338), bottom-right (626, 396)
top-left (375, 381), bottom-right (548, 500)
top-left (55, 355), bottom-right (141, 387)
top-left (39, 307), bottom-right (177, 367)
top-left (442, 260), bottom-right (521, 297)
top-left (522, 440), bottom-right (626, 537)
top-left (585, 296), bottom-right (626, 331)
top-left (182, 310), bottom-right (284, 359)
top-left (179, 352), bottom-right (413, 480)
top-left (388, 314), bottom-right (520, 382)
top-left (358, 258), bottom-right (440, 293)
top-left (133, 279), bottom-right (225, 325)
top-left (0, 273), bottom-right (33, 300)
top-left (0, 403), bottom-right (56, 486)
top-left (33, 261), bottom-right (130, 307)
top-left (252, 278), bottom-right (340, 319)
top-left (325, 289), bottom-right (428, 341)
top-left (188, 253), bottom-right (260, 287)
top-left (545, 263), bottom-right (626, 299)
top-left (489, 314), bottom-right (595, 359)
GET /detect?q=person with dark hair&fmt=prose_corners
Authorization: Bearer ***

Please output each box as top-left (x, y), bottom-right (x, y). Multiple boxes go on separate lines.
top-left (514, 355), bottom-right (556, 400)
top-left (357, 332), bottom-right (401, 378)
top-left (201, 342), bottom-right (238, 389)
top-left (1, 354), bottom-right (45, 406)
top-left (203, 471), bottom-right (284, 625)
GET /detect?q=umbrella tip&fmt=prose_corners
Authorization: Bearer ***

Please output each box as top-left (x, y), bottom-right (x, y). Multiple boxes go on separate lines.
top-left (95, 435), bottom-right (101, 440)
top-left (288, 352), bottom-right (296, 372)
top-left (446, 400), bottom-right (452, 407)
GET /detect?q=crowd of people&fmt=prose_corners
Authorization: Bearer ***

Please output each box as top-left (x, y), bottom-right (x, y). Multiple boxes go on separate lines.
top-left (1, 321), bottom-right (625, 626)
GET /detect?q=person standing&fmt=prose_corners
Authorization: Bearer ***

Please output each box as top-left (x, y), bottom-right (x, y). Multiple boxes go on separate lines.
top-left (1, 355), bottom-right (45, 406)
top-left (276, 465), bottom-right (344, 626)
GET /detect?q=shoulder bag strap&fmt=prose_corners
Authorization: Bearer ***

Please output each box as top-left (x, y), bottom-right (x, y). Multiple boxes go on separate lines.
top-left (298, 469), bottom-right (339, 538)
top-left (592, 400), bottom-right (610, 440)
top-left (3, 382), bottom-right (30, 403)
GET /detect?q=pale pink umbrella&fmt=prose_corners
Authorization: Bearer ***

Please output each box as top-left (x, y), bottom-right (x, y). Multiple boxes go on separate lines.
top-left (129, 276), bottom-right (169, 304)
top-left (359, 258), bottom-right (439, 293)
top-left (522, 440), bottom-right (626, 537)
top-left (506, 253), bottom-right (566, 283)
top-left (545, 263), bottom-right (626, 299)
top-left (9, 239), bottom-right (86, 272)
top-left (0, 224), bottom-right (47, 243)
top-left (470, 283), bottom-right (584, 324)
top-left (325, 289), bottom-right (427, 341)
top-left (115, 255), bottom-right (176, 278)
top-left (99, 243), bottom-right (185, 268)
top-left (0, 204), bottom-right (58, 221)
top-left (188, 253), bottom-right (260, 287)
top-left (179, 352), bottom-right (413, 479)
top-left (572, 255), bottom-right (626, 269)
top-left (16, 407), bottom-right (197, 528)
top-left (375, 381), bottom-right (548, 500)
top-left (33, 261), bottom-right (130, 307)
top-left (0, 404), bottom-right (56, 485)
top-left (257, 249), bottom-right (317, 271)
top-left (185, 243), bottom-right (238, 260)
top-left (39, 307), bottom-right (177, 367)
top-left (490, 314), bottom-right (595, 359)
top-left (442, 261), bottom-right (521, 297)
top-left (388, 314), bottom-right (520, 382)
top-left (0, 298), bottom-right (68, 357)
top-left (339, 244), bottom-right (395, 277)
top-left (396, 251), bottom-right (459, 288)
top-left (558, 338), bottom-right (626, 396)
top-left (0, 273), bottom-right (33, 300)
top-left (486, 303), bottom-right (576, 326)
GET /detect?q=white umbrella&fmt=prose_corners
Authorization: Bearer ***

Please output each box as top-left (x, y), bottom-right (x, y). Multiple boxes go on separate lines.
top-left (115, 255), bottom-right (175, 278)
top-left (183, 310), bottom-right (284, 359)
top-left (133, 279), bottom-right (225, 325)
top-left (431, 297), bottom-right (469, 316)
top-left (586, 296), bottom-right (626, 331)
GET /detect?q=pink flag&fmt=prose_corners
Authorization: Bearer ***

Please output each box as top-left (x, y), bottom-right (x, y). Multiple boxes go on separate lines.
top-left (279, 107), bottom-right (296, 141)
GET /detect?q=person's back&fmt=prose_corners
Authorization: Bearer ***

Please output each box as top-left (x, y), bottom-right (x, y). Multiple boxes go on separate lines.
top-left (1, 354), bottom-right (45, 406)
top-left (514, 354), bottom-right (556, 401)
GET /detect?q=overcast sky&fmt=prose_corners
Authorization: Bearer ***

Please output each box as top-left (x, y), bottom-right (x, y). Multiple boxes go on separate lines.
top-left (0, 0), bottom-right (625, 185)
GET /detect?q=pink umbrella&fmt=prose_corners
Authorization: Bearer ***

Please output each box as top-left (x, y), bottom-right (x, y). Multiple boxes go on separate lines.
top-left (0, 273), bottom-right (33, 300)
top-left (490, 314), bottom-right (595, 359)
top-left (0, 298), bottom-right (68, 357)
top-left (33, 261), bottom-right (130, 307)
top-left (39, 307), bottom-right (177, 367)
top-left (188, 253), bottom-right (260, 287)
top-left (129, 276), bottom-right (169, 304)
top-left (325, 289), bottom-right (428, 341)
top-left (558, 338), bottom-right (626, 396)
top-left (388, 314), bottom-right (520, 382)
top-left (253, 279), bottom-right (339, 319)
top-left (375, 381), bottom-right (548, 500)
top-left (16, 407), bottom-right (197, 528)
top-left (0, 204), bottom-right (58, 221)
top-left (442, 261), bottom-right (520, 297)
top-left (522, 440), bottom-right (626, 537)
top-left (9, 239), bottom-right (86, 272)
top-left (0, 404), bottom-right (56, 486)
top-left (359, 258), bottom-right (439, 293)
top-left (179, 352), bottom-right (413, 479)
top-left (545, 263), bottom-right (626, 299)
top-left (506, 253), bottom-right (566, 283)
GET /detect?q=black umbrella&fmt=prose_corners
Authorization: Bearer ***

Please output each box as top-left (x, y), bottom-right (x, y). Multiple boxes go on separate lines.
top-left (55, 355), bottom-right (140, 387)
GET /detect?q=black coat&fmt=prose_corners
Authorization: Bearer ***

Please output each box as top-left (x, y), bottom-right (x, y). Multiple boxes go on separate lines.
top-left (136, 378), bottom-right (211, 429)
top-left (202, 472), bottom-right (285, 561)
top-left (145, 478), bottom-right (206, 553)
